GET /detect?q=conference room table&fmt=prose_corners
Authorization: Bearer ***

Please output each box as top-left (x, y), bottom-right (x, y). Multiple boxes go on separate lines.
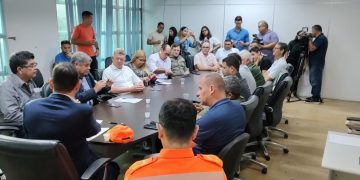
top-left (89, 73), bottom-right (206, 159)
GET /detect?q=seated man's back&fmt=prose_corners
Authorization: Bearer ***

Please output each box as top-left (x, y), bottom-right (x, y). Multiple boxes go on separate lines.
top-left (125, 98), bottom-right (226, 180)
top-left (24, 94), bottom-right (100, 174)
top-left (194, 72), bottom-right (246, 155)
top-left (126, 149), bottom-right (225, 179)
top-left (195, 98), bottom-right (246, 154)
top-left (239, 64), bottom-right (257, 93)
top-left (23, 63), bottom-right (119, 180)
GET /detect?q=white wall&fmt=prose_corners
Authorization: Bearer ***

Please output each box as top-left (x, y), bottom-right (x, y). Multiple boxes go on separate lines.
top-left (3, 0), bottom-right (59, 81)
top-left (142, 0), bottom-right (360, 101)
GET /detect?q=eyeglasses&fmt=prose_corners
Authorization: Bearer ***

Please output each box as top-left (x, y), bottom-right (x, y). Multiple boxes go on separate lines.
top-left (137, 58), bottom-right (146, 62)
top-left (21, 63), bottom-right (38, 69)
top-left (202, 46), bottom-right (210, 48)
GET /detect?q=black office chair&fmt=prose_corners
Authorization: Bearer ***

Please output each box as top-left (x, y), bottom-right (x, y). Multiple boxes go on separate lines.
top-left (97, 69), bottom-right (104, 80)
top-left (0, 122), bottom-right (20, 137)
top-left (0, 115), bottom-right (21, 137)
top-left (242, 81), bottom-right (272, 174)
top-left (40, 82), bottom-right (52, 98)
top-left (33, 69), bottom-right (44, 88)
top-left (345, 117), bottom-right (360, 134)
top-left (286, 64), bottom-right (294, 75)
top-left (218, 133), bottom-right (249, 180)
top-left (240, 95), bottom-right (259, 124)
top-left (126, 54), bottom-right (131, 62)
top-left (0, 135), bottom-right (111, 180)
top-left (105, 57), bottom-right (112, 68)
top-left (273, 71), bottom-right (289, 92)
top-left (260, 76), bottom-right (293, 160)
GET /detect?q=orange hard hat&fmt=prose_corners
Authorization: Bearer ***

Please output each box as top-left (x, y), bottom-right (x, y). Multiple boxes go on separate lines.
top-left (108, 124), bottom-right (134, 143)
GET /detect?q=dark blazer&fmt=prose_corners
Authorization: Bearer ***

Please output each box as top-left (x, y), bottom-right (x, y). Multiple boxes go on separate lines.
top-left (23, 94), bottom-right (101, 175)
top-left (76, 74), bottom-right (110, 105)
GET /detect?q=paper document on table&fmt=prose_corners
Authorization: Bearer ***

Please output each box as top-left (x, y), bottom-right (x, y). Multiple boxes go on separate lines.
top-left (96, 120), bottom-right (103, 124)
top-left (86, 128), bottom-right (109, 141)
top-left (114, 97), bottom-right (143, 104)
top-left (156, 79), bottom-right (172, 85)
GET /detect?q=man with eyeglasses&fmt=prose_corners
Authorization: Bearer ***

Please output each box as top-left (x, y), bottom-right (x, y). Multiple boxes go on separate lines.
top-left (0, 51), bottom-right (41, 136)
top-left (148, 44), bottom-right (173, 79)
top-left (194, 42), bottom-right (220, 72)
top-left (102, 49), bottom-right (144, 93)
top-left (256, 20), bottom-right (279, 61)
top-left (215, 39), bottom-right (240, 64)
top-left (263, 42), bottom-right (288, 81)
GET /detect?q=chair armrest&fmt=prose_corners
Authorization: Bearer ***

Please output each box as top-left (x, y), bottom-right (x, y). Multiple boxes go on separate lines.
top-left (347, 117), bottom-right (360, 121)
top-left (0, 126), bottom-right (20, 131)
top-left (81, 158), bottom-right (111, 180)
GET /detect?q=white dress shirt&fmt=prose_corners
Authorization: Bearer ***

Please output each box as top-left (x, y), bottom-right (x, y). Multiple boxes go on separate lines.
top-left (239, 64), bottom-right (257, 93)
top-left (267, 57), bottom-right (287, 80)
top-left (215, 48), bottom-right (240, 64)
top-left (102, 64), bottom-right (142, 88)
top-left (147, 53), bottom-right (171, 79)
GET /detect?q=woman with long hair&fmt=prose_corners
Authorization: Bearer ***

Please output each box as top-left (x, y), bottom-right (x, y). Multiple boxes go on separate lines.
top-left (199, 26), bottom-right (221, 53)
top-left (127, 50), bottom-right (156, 85)
top-left (174, 26), bottom-right (198, 74)
top-left (167, 27), bottom-right (177, 46)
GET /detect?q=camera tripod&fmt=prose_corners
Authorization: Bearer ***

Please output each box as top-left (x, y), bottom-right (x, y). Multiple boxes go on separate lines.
top-left (287, 51), bottom-right (307, 102)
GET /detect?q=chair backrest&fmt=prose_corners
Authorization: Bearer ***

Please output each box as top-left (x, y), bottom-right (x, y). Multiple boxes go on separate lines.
top-left (247, 81), bottom-right (273, 140)
top-left (273, 71), bottom-right (289, 91)
top-left (33, 69), bottom-right (44, 88)
top-left (126, 54), bottom-right (131, 62)
top-left (0, 135), bottom-right (79, 180)
top-left (40, 82), bottom-right (52, 98)
top-left (218, 133), bottom-right (250, 180)
top-left (267, 76), bottom-right (293, 127)
top-left (286, 64), bottom-right (294, 75)
top-left (105, 56), bottom-right (112, 68)
top-left (241, 95), bottom-right (259, 124)
top-left (97, 69), bottom-right (104, 80)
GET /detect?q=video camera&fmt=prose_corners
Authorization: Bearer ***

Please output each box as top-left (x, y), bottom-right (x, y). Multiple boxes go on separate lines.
top-left (297, 27), bottom-right (313, 53)
top-left (252, 34), bottom-right (264, 45)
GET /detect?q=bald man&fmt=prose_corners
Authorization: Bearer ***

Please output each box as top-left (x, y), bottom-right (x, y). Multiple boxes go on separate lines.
top-left (194, 42), bottom-right (220, 72)
top-left (194, 73), bottom-right (246, 154)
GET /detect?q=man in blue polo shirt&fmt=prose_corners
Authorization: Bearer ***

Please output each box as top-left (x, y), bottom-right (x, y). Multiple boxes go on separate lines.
top-left (194, 72), bottom-right (246, 155)
top-left (225, 16), bottom-right (250, 51)
top-left (54, 40), bottom-right (72, 64)
top-left (306, 25), bottom-right (328, 103)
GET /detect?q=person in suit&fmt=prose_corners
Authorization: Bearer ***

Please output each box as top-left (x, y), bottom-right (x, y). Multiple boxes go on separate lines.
top-left (72, 52), bottom-right (112, 105)
top-left (23, 63), bottom-right (119, 179)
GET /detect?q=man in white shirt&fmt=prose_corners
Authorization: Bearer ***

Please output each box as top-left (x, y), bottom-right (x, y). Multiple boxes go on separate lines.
top-left (238, 50), bottom-right (257, 93)
top-left (215, 39), bottom-right (240, 64)
top-left (102, 49), bottom-right (144, 93)
top-left (148, 44), bottom-right (173, 79)
top-left (194, 42), bottom-right (220, 71)
top-left (147, 22), bottom-right (165, 54)
top-left (263, 42), bottom-right (288, 81)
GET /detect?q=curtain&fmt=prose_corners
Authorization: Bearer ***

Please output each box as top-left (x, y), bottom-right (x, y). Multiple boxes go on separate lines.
top-left (0, 0), bottom-right (9, 82)
top-left (63, 0), bottom-right (142, 68)
top-left (123, 0), bottom-right (142, 56)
